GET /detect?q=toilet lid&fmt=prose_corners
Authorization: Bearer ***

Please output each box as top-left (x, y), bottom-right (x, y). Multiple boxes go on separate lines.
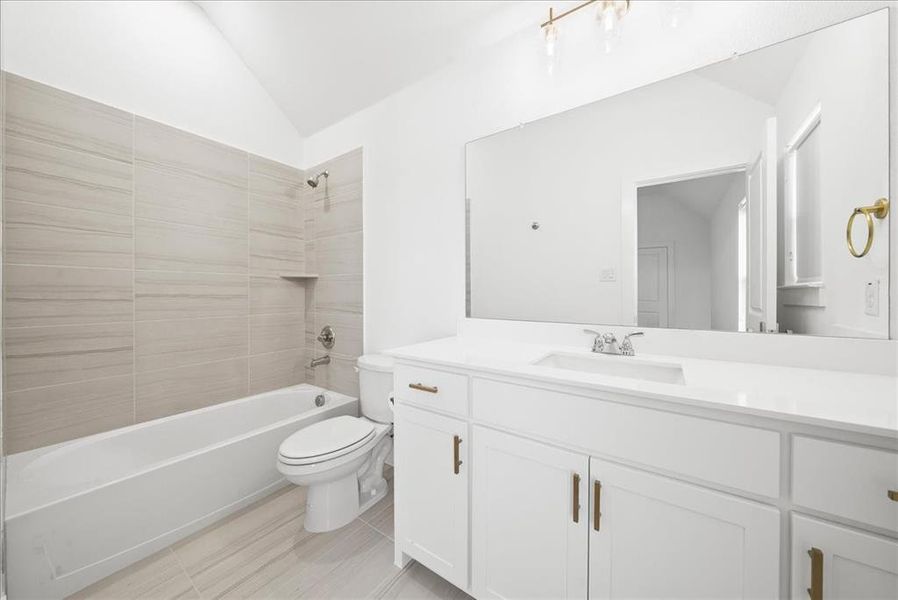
top-left (278, 416), bottom-right (375, 463)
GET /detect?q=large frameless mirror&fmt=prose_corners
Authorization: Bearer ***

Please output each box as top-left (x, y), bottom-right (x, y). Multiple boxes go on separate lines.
top-left (466, 9), bottom-right (890, 339)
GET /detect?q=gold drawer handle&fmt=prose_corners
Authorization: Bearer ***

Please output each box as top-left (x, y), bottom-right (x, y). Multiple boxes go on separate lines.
top-left (409, 383), bottom-right (438, 394)
top-left (807, 547), bottom-right (823, 600)
top-left (847, 198), bottom-right (889, 258)
top-left (593, 480), bottom-right (602, 531)
top-left (888, 490), bottom-right (898, 502)
top-left (453, 435), bottom-right (463, 474)
top-left (572, 473), bottom-right (581, 523)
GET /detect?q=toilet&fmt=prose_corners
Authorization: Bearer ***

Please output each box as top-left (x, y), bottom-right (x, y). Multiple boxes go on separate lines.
top-left (277, 354), bottom-right (394, 532)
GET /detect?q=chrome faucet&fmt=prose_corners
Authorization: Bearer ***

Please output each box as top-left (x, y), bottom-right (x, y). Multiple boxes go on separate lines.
top-left (310, 355), bottom-right (331, 368)
top-left (584, 329), bottom-right (644, 356)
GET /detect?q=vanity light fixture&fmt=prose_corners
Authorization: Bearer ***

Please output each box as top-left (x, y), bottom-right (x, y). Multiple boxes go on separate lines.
top-left (540, 1), bottom-right (631, 68)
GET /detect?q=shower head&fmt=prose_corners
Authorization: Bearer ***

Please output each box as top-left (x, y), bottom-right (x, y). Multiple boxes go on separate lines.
top-left (306, 170), bottom-right (329, 188)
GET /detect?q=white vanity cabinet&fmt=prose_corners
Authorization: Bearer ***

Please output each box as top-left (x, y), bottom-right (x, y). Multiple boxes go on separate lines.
top-left (471, 427), bottom-right (589, 599)
top-left (589, 457), bottom-right (780, 599)
top-left (393, 403), bottom-right (469, 589)
top-left (391, 353), bottom-right (898, 600)
top-left (792, 515), bottom-right (898, 599)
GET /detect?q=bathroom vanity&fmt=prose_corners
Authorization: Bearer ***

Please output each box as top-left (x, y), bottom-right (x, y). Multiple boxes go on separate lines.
top-left (388, 330), bottom-right (898, 599)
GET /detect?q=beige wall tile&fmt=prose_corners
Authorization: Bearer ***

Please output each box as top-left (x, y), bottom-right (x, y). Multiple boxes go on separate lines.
top-left (315, 274), bottom-right (363, 314)
top-left (304, 148), bottom-right (362, 196)
top-left (134, 117), bottom-right (245, 187)
top-left (136, 271), bottom-right (248, 321)
top-left (249, 154), bottom-right (300, 183)
top-left (316, 232), bottom-right (362, 276)
top-left (315, 310), bottom-right (362, 358)
top-left (136, 358), bottom-right (248, 421)
top-left (4, 322), bottom-right (133, 391)
top-left (135, 163), bottom-right (246, 232)
top-left (4, 73), bottom-right (132, 162)
top-left (136, 316), bottom-right (248, 372)
top-left (249, 191), bottom-right (303, 238)
top-left (249, 230), bottom-right (304, 276)
top-left (5, 375), bottom-right (133, 453)
top-left (249, 171), bottom-right (302, 205)
top-left (249, 349), bottom-right (305, 395)
top-left (4, 200), bottom-right (132, 268)
top-left (250, 312), bottom-right (304, 354)
top-left (135, 218), bottom-right (248, 273)
top-left (313, 353), bottom-right (360, 398)
top-left (313, 188), bottom-right (362, 238)
top-left (4, 135), bottom-right (133, 215)
top-left (4, 265), bottom-right (133, 327)
top-left (249, 276), bottom-right (304, 315)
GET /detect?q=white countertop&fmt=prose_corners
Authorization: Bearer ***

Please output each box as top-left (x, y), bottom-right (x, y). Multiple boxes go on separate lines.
top-left (385, 336), bottom-right (898, 438)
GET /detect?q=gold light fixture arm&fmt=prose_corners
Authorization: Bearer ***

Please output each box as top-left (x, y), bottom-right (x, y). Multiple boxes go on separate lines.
top-left (846, 198), bottom-right (889, 258)
top-left (541, 0), bottom-right (600, 28)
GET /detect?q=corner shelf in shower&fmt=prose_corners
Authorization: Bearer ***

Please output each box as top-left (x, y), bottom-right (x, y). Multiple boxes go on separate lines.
top-left (279, 273), bottom-right (319, 281)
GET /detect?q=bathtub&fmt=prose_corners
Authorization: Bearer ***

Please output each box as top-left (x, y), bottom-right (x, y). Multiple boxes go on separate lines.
top-left (5, 383), bottom-right (357, 599)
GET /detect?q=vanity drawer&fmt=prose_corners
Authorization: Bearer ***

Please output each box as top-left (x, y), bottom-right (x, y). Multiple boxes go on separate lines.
top-left (472, 378), bottom-right (780, 497)
top-left (395, 364), bottom-right (468, 416)
top-left (793, 437), bottom-right (898, 533)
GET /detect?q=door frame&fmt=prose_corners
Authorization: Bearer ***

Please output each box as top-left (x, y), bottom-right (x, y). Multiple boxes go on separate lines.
top-left (636, 242), bottom-right (676, 328)
top-left (621, 162), bottom-right (748, 327)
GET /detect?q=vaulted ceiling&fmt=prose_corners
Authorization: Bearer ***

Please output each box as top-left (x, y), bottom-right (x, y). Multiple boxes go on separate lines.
top-left (197, 1), bottom-right (540, 136)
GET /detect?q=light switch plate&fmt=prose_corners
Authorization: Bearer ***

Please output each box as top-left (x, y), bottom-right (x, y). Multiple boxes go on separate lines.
top-left (864, 280), bottom-right (880, 317)
top-left (600, 268), bottom-right (617, 282)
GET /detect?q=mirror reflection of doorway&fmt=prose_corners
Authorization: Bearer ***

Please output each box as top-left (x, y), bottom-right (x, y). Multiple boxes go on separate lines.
top-left (637, 170), bottom-right (748, 331)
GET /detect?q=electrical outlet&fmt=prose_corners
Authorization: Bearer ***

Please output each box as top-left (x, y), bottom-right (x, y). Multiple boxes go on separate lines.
top-left (864, 280), bottom-right (880, 317)
top-left (600, 268), bottom-right (617, 282)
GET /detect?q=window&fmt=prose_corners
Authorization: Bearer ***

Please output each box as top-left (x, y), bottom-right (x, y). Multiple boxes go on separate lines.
top-left (785, 105), bottom-right (823, 286)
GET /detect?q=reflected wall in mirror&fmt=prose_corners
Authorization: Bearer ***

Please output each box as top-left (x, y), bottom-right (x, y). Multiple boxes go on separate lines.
top-left (466, 9), bottom-right (889, 339)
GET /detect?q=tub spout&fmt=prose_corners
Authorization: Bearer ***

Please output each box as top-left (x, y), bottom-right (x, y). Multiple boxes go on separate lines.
top-left (310, 355), bottom-right (331, 368)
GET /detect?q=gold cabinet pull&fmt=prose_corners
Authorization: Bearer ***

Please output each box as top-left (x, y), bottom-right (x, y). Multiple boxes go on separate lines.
top-left (453, 435), bottom-right (462, 474)
top-left (409, 383), bottom-right (438, 394)
top-left (572, 473), bottom-right (581, 523)
top-left (807, 547), bottom-right (823, 600)
top-left (888, 490), bottom-right (898, 502)
top-left (593, 480), bottom-right (602, 531)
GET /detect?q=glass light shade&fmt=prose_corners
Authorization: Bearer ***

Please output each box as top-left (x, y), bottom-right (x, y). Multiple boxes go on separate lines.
top-left (544, 21), bottom-right (559, 74)
top-left (596, 0), bottom-right (629, 53)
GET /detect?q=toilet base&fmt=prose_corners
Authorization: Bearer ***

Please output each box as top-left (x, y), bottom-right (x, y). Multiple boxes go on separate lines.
top-left (304, 473), bottom-right (360, 533)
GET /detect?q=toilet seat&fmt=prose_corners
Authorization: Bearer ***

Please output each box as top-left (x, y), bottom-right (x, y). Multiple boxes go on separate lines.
top-left (278, 416), bottom-right (375, 466)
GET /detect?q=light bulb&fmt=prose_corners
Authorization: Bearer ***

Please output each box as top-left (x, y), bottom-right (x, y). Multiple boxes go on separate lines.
top-left (544, 21), bottom-right (559, 75)
top-left (596, 0), bottom-right (629, 54)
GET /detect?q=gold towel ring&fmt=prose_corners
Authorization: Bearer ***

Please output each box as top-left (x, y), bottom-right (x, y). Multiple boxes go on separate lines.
top-left (847, 198), bottom-right (889, 258)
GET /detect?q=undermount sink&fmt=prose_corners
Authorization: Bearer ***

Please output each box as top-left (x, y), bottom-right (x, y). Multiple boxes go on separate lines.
top-left (533, 352), bottom-right (686, 385)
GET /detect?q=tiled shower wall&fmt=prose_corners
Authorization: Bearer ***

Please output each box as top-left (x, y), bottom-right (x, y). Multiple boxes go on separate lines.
top-left (304, 149), bottom-right (364, 398)
top-left (1, 73), bottom-right (365, 455)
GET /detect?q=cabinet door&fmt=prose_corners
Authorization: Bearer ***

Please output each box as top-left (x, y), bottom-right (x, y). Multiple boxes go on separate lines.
top-left (589, 458), bottom-right (779, 599)
top-left (472, 426), bottom-right (589, 599)
top-left (792, 515), bottom-right (898, 599)
top-left (394, 404), bottom-right (468, 590)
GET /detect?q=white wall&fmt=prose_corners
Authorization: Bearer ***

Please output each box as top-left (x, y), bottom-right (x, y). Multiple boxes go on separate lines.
top-left (711, 178), bottom-right (745, 331)
top-left (638, 192), bottom-right (712, 330)
top-left (466, 73), bottom-right (769, 325)
top-left (774, 12), bottom-right (889, 338)
top-left (302, 0), bottom-right (898, 352)
top-left (0, 0), bottom-right (303, 166)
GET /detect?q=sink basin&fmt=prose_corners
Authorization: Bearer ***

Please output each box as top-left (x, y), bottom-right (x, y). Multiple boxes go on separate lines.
top-left (533, 352), bottom-right (686, 385)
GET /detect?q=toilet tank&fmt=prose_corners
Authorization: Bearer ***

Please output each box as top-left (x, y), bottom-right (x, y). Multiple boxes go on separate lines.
top-left (357, 354), bottom-right (395, 424)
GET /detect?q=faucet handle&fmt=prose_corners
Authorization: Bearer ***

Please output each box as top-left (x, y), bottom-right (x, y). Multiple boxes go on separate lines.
top-left (620, 331), bottom-right (644, 356)
top-left (583, 329), bottom-right (604, 353)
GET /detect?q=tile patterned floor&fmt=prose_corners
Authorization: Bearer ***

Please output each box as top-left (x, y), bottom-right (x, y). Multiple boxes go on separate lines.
top-left (71, 468), bottom-right (472, 600)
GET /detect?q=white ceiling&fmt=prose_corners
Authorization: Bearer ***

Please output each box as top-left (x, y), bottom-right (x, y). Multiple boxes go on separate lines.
top-left (196, 1), bottom-right (536, 136)
top-left (641, 172), bottom-right (744, 219)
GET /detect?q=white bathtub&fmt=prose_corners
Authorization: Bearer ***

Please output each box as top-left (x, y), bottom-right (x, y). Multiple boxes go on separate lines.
top-left (5, 383), bottom-right (357, 599)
